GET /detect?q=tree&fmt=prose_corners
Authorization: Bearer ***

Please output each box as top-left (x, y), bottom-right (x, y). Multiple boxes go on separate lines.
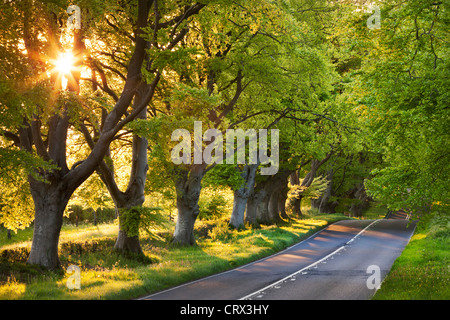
top-left (0, 0), bottom-right (206, 269)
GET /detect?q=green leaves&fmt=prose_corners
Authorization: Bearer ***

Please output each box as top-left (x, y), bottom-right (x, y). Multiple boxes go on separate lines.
top-left (0, 148), bottom-right (57, 231)
top-left (344, 0), bottom-right (450, 212)
top-left (289, 175), bottom-right (329, 201)
top-left (118, 206), bottom-right (166, 240)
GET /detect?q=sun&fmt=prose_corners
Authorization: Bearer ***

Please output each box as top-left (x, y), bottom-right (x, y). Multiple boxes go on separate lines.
top-left (54, 51), bottom-right (75, 76)
top-left (50, 51), bottom-right (77, 90)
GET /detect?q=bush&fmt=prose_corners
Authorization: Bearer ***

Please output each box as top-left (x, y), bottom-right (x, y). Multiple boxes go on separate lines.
top-left (428, 212), bottom-right (450, 239)
top-left (0, 247), bottom-right (29, 263)
top-left (207, 219), bottom-right (231, 242)
top-left (118, 206), bottom-right (167, 241)
top-left (306, 207), bottom-right (321, 216)
top-left (60, 238), bottom-right (115, 256)
top-left (198, 194), bottom-right (228, 220)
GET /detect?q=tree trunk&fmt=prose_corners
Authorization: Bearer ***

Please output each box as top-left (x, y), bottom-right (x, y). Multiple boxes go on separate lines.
top-left (266, 171), bottom-right (291, 223)
top-left (278, 183), bottom-right (289, 220)
top-left (257, 191), bottom-right (271, 224)
top-left (113, 107), bottom-right (148, 253)
top-left (350, 182), bottom-right (369, 218)
top-left (115, 229), bottom-right (143, 254)
top-left (297, 194), bottom-right (305, 216)
top-left (245, 189), bottom-right (262, 226)
top-left (172, 165), bottom-right (204, 245)
top-left (93, 209), bottom-right (98, 226)
top-left (27, 180), bottom-right (70, 269)
top-left (229, 164), bottom-right (257, 229)
top-left (289, 171), bottom-right (301, 217)
top-left (114, 179), bottom-right (146, 254)
top-left (268, 189), bottom-right (282, 222)
top-left (247, 174), bottom-right (283, 225)
top-left (230, 193), bottom-right (247, 229)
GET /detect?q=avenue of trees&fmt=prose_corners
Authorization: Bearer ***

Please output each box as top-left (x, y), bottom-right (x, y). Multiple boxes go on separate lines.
top-left (0, 0), bottom-right (448, 269)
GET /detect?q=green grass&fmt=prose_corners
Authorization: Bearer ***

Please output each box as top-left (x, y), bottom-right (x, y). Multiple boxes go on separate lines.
top-left (0, 223), bottom-right (119, 250)
top-left (373, 211), bottom-right (450, 300)
top-left (0, 213), bottom-right (351, 300)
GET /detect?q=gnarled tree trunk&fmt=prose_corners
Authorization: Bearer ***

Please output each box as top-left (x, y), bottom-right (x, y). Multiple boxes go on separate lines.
top-left (247, 181), bottom-right (271, 225)
top-left (172, 165), bottom-right (205, 245)
top-left (278, 183), bottom-right (289, 220)
top-left (246, 187), bottom-right (264, 225)
top-left (289, 171), bottom-right (302, 217)
top-left (27, 178), bottom-right (71, 269)
top-left (246, 169), bottom-right (291, 225)
top-left (114, 176), bottom-right (147, 254)
top-left (266, 170), bottom-right (291, 223)
top-left (229, 164), bottom-right (257, 229)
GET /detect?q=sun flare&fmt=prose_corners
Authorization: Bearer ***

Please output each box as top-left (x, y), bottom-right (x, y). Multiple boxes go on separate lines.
top-left (51, 51), bottom-right (76, 90)
top-left (54, 51), bottom-right (75, 75)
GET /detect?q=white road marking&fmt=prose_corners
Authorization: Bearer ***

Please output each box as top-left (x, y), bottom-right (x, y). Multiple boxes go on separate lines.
top-left (239, 219), bottom-right (381, 300)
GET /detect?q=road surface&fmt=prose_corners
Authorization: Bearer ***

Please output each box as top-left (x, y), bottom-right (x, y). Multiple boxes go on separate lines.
top-left (140, 214), bottom-right (416, 300)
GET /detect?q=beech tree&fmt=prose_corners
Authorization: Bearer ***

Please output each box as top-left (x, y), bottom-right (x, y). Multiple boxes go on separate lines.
top-left (0, 0), bottom-right (206, 268)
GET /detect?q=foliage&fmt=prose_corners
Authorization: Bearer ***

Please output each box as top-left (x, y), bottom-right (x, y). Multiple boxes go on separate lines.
top-left (203, 165), bottom-right (246, 191)
top-left (70, 174), bottom-right (114, 214)
top-left (207, 219), bottom-right (231, 242)
top-left (118, 206), bottom-right (167, 240)
top-left (294, 176), bottom-right (330, 201)
top-left (0, 148), bottom-right (57, 231)
top-left (198, 193), bottom-right (229, 221)
top-left (344, 0), bottom-right (450, 214)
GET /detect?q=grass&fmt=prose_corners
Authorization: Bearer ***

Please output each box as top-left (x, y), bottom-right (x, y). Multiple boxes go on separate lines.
top-left (0, 223), bottom-right (119, 250)
top-left (373, 210), bottom-right (450, 300)
top-left (0, 213), bottom-right (352, 300)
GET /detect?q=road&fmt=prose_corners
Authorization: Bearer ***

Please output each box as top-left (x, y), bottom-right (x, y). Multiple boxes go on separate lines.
top-left (139, 214), bottom-right (416, 300)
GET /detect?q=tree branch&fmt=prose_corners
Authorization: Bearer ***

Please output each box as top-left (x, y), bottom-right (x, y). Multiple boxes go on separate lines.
top-left (30, 115), bottom-right (50, 161)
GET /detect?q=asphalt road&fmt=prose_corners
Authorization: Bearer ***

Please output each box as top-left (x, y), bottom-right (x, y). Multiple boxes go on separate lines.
top-left (140, 214), bottom-right (416, 300)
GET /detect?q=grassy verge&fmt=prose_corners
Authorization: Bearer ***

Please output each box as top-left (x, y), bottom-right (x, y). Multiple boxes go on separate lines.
top-left (0, 214), bottom-right (351, 300)
top-left (373, 210), bottom-right (450, 300)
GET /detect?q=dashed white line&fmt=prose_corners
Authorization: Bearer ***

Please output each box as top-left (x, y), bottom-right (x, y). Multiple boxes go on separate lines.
top-left (239, 219), bottom-right (381, 300)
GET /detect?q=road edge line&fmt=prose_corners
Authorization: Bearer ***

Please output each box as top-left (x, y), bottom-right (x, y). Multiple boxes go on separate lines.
top-left (239, 219), bottom-right (381, 300)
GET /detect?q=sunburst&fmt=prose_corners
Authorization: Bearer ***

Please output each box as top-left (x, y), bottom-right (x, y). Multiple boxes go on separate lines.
top-left (54, 51), bottom-right (75, 76)
top-left (51, 51), bottom-right (76, 90)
